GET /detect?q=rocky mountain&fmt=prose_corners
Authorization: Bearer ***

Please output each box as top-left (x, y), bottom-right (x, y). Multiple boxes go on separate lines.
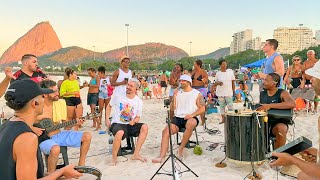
top-left (0, 21), bottom-right (62, 64)
top-left (196, 47), bottom-right (230, 60)
top-left (104, 43), bottom-right (188, 62)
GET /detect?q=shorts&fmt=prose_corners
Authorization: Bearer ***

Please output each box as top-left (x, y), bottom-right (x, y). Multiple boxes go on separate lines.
top-left (64, 97), bottom-right (81, 106)
top-left (39, 131), bottom-right (84, 155)
top-left (99, 91), bottom-right (109, 99)
top-left (171, 116), bottom-right (199, 130)
top-left (87, 93), bottom-right (99, 105)
top-left (169, 88), bottom-right (176, 97)
top-left (110, 123), bottom-right (144, 139)
top-left (306, 79), bottom-right (312, 85)
top-left (192, 86), bottom-right (208, 98)
top-left (160, 81), bottom-right (167, 87)
top-left (218, 96), bottom-right (233, 114)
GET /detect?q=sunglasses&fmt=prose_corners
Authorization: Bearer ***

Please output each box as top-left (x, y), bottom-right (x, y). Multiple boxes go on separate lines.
top-left (293, 59), bottom-right (301, 61)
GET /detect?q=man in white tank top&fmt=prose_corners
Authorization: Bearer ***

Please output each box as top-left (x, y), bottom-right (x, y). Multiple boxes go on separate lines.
top-left (152, 75), bottom-right (205, 163)
top-left (111, 56), bottom-right (133, 96)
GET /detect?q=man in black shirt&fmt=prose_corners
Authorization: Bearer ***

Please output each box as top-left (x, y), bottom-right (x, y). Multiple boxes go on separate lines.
top-left (0, 79), bottom-right (82, 179)
top-left (12, 54), bottom-right (47, 83)
top-left (256, 73), bottom-right (295, 149)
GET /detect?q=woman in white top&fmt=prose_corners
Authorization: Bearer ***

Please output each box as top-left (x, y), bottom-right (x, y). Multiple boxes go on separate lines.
top-left (97, 66), bottom-right (111, 130)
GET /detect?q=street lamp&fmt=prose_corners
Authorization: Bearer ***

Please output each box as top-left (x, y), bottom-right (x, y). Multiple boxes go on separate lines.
top-left (125, 24), bottom-right (129, 56)
top-left (189, 41), bottom-right (192, 57)
top-left (299, 24), bottom-right (303, 50)
top-left (93, 46), bottom-right (96, 61)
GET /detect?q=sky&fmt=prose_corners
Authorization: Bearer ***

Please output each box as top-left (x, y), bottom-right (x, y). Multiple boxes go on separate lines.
top-left (1, 0), bottom-right (319, 56)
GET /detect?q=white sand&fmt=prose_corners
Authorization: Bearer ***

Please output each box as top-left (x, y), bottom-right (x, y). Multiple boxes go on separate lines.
top-left (1, 74), bottom-right (319, 180)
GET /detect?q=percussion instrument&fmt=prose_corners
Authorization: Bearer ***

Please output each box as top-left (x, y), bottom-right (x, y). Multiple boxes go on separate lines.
top-left (225, 111), bottom-right (267, 162)
top-left (74, 166), bottom-right (102, 180)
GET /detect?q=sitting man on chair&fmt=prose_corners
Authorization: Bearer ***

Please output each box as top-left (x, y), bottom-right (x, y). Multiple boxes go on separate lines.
top-left (152, 74), bottom-right (205, 163)
top-left (34, 80), bottom-right (92, 173)
top-left (256, 73), bottom-right (295, 149)
top-left (105, 78), bottom-right (148, 166)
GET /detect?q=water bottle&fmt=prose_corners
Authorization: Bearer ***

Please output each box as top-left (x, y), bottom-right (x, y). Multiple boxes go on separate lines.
top-left (108, 131), bottom-right (114, 153)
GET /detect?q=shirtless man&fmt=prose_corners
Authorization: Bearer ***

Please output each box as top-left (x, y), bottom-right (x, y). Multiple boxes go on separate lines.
top-left (303, 50), bottom-right (319, 112)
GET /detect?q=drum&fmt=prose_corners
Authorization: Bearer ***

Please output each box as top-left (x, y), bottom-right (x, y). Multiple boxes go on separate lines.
top-left (225, 111), bottom-right (267, 162)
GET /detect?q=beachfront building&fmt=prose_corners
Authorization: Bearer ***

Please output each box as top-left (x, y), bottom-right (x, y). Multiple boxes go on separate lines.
top-left (315, 30), bottom-right (320, 45)
top-left (230, 29), bottom-right (261, 55)
top-left (273, 27), bottom-right (314, 54)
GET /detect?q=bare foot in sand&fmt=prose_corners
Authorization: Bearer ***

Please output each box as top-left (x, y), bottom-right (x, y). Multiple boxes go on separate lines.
top-left (111, 158), bottom-right (117, 166)
top-left (131, 154), bottom-right (147, 163)
top-left (152, 157), bottom-right (164, 163)
top-left (91, 125), bottom-right (96, 128)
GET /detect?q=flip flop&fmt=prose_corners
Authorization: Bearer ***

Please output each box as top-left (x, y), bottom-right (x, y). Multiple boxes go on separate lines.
top-left (206, 143), bottom-right (219, 151)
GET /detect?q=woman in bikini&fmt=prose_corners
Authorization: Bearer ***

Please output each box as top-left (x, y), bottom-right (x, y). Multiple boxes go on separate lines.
top-left (284, 55), bottom-right (305, 92)
top-left (191, 59), bottom-right (208, 125)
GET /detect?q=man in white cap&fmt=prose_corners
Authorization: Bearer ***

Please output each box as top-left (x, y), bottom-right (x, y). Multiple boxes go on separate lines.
top-left (110, 56), bottom-right (133, 96)
top-left (270, 61), bottom-right (320, 180)
top-left (152, 74), bottom-right (205, 163)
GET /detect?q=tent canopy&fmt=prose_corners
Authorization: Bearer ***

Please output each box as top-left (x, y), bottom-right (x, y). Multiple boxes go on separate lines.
top-left (243, 58), bottom-right (266, 68)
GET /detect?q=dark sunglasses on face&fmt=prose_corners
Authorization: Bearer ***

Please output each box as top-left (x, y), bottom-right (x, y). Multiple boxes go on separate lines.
top-left (293, 59), bottom-right (301, 61)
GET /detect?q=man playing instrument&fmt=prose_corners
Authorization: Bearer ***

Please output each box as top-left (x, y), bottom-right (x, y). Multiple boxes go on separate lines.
top-left (256, 73), bottom-right (295, 149)
top-left (35, 80), bottom-right (92, 173)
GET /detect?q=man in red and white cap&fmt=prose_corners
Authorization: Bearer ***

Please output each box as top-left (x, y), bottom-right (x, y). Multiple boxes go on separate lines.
top-left (152, 74), bottom-right (205, 163)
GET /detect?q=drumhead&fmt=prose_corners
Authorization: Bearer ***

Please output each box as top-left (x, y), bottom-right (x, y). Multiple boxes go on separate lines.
top-left (226, 111), bottom-right (266, 116)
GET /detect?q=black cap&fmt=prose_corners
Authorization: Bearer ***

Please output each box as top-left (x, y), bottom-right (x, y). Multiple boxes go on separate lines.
top-left (5, 79), bottom-right (54, 104)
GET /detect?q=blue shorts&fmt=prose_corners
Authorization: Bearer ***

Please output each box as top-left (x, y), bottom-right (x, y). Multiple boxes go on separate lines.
top-left (99, 91), bottom-right (109, 99)
top-left (87, 93), bottom-right (98, 105)
top-left (39, 131), bottom-right (84, 155)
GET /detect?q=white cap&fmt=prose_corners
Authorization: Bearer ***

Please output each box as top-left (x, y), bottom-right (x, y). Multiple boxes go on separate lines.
top-left (305, 61), bottom-right (320, 79)
top-left (179, 74), bottom-right (192, 84)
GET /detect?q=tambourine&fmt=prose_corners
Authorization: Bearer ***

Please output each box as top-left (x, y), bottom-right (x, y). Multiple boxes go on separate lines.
top-left (74, 166), bottom-right (102, 180)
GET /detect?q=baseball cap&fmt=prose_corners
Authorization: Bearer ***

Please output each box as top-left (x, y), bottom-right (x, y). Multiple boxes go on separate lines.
top-left (120, 55), bottom-right (130, 62)
top-left (305, 61), bottom-right (320, 79)
top-left (179, 74), bottom-right (192, 84)
top-left (5, 79), bottom-right (54, 104)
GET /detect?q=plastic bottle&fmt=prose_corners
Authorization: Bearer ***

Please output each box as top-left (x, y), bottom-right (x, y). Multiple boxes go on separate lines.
top-left (108, 131), bottom-right (114, 153)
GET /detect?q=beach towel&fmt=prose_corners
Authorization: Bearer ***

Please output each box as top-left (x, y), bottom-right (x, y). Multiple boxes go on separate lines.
top-left (53, 99), bottom-right (67, 122)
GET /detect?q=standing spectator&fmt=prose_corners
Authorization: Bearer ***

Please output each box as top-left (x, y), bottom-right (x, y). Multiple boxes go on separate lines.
top-left (214, 60), bottom-right (235, 124)
top-left (111, 56), bottom-right (133, 96)
top-left (97, 66), bottom-right (111, 130)
top-left (256, 39), bottom-right (285, 87)
top-left (87, 67), bottom-right (100, 128)
top-left (169, 63), bottom-right (183, 119)
top-left (60, 69), bottom-right (83, 131)
top-left (159, 70), bottom-right (168, 97)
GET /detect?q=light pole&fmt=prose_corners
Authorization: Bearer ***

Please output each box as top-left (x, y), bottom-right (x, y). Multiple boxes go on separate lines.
top-left (93, 46), bottom-right (96, 61)
top-left (189, 41), bottom-right (192, 57)
top-left (125, 24), bottom-right (129, 56)
top-left (299, 24), bottom-right (303, 50)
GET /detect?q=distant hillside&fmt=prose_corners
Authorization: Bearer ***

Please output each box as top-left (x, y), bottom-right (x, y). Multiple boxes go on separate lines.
top-left (38, 46), bottom-right (104, 65)
top-left (104, 43), bottom-right (188, 62)
top-left (196, 47), bottom-right (230, 60)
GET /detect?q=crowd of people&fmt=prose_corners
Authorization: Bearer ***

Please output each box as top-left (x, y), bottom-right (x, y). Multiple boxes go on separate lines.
top-left (0, 38), bottom-right (319, 179)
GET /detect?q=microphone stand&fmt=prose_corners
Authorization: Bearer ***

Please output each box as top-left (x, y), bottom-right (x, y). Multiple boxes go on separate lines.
top-left (151, 103), bottom-right (198, 179)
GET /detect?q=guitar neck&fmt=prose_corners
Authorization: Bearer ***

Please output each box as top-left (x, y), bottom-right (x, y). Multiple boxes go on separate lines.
top-left (47, 119), bottom-right (78, 133)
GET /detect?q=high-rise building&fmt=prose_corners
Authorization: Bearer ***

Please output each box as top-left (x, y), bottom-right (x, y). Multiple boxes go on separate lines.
top-left (273, 27), bottom-right (313, 54)
top-left (315, 30), bottom-right (320, 40)
top-left (230, 29), bottom-right (261, 55)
